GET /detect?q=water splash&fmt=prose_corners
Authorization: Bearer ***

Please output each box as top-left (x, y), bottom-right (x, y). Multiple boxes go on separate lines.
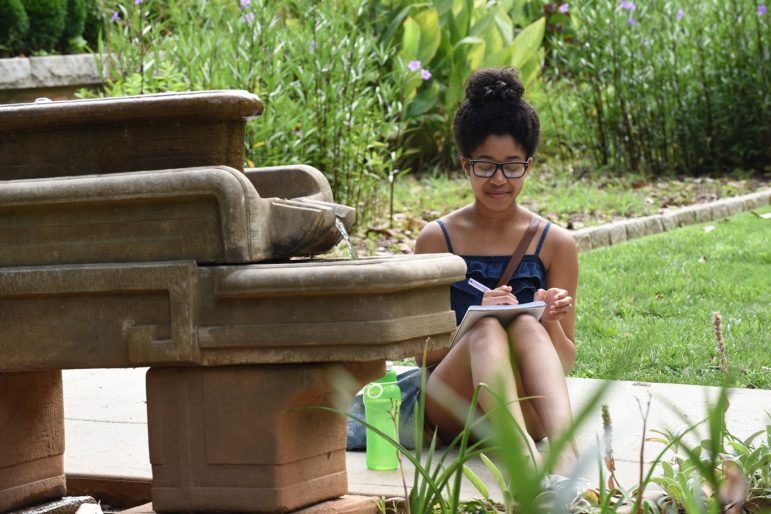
top-left (334, 218), bottom-right (359, 260)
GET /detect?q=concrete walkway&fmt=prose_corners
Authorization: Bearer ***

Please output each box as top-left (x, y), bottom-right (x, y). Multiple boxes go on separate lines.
top-left (62, 368), bottom-right (770, 506)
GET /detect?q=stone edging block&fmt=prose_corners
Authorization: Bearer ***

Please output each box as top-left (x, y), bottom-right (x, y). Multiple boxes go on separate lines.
top-left (572, 188), bottom-right (770, 252)
top-left (0, 54), bottom-right (103, 90)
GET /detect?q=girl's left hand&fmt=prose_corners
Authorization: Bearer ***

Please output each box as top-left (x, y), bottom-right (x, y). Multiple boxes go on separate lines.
top-left (535, 288), bottom-right (574, 323)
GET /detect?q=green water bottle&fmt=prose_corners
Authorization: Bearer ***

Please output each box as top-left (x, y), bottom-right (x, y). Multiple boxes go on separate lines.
top-left (363, 363), bottom-right (401, 470)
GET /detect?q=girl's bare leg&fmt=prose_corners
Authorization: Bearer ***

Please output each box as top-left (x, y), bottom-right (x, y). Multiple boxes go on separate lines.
top-left (425, 317), bottom-right (542, 469)
top-left (507, 315), bottom-right (577, 474)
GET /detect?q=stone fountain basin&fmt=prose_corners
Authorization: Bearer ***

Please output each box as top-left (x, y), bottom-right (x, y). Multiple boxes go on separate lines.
top-left (0, 165), bottom-right (354, 265)
top-left (0, 254), bottom-right (466, 370)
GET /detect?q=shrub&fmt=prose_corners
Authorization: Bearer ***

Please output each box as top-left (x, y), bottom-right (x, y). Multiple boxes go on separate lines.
top-left (81, 0), bottom-right (102, 48)
top-left (21, 0), bottom-right (67, 53)
top-left (60, 0), bottom-right (87, 44)
top-left (0, 0), bottom-right (29, 55)
top-left (542, 0), bottom-right (771, 177)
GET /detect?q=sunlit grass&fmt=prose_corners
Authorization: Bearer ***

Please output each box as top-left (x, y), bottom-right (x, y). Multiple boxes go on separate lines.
top-left (574, 206), bottom-right (771, 389)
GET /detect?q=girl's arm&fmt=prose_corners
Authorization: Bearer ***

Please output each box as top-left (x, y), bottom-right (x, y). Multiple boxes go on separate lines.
top-left (414, 221), bottom-right (453, 368)
top-left (541, 227), bottom-right (579, 372)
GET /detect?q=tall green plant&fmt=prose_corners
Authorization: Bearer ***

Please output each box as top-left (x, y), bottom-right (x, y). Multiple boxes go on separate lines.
top-left (543, 0), bottom-right (770, 176)
top-left (379, 0), bottom-right (548, 172)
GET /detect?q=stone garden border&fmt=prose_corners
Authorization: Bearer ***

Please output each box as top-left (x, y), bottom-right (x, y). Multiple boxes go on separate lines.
top-left (0, 54), bottom-right (103, 90)
top-left (572, 189), bottom-right (771, 253)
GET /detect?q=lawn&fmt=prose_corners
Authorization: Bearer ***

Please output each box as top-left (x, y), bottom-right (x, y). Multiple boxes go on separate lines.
top-left (574, 206), bottom-right (770, 389)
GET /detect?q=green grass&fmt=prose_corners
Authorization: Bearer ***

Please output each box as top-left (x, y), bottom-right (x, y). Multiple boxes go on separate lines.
top-left (574, 206), bottom-right (771, 389)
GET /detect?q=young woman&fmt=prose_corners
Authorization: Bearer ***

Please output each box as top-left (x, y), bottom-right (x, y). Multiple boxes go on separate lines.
top-left (415, 68), bottom-right (579, 474)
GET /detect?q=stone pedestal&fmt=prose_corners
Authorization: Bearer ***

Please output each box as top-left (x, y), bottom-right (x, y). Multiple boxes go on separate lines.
top-left (146, 362), bottom-right (383, 513)
top-left (0, 370), bottom-right (66, 511)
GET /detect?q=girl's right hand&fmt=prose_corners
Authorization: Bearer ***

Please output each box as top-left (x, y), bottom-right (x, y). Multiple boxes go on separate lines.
top-left (481, 285), bottom-right (519, 305)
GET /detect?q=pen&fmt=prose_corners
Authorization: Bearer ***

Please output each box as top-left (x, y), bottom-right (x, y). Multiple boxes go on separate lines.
top-left (468, 278), bottom-right (490, 293)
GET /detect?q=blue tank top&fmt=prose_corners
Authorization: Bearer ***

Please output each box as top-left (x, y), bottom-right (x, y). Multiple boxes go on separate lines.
top-left (436, 219), bottom-right (551, 325)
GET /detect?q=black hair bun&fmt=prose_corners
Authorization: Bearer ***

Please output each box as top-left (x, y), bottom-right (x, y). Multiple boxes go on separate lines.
top-left (465, 68), bottom-right (524, 105)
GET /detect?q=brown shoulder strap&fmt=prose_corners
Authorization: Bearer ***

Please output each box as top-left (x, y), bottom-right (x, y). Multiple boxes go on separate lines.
top-left (495, 216), bottom-right (541, 288)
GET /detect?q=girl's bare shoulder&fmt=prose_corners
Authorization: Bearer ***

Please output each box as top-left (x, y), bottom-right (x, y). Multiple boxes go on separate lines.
top-left (415, 206), bottom-right (472, 253)
top-left (540, 220), bottom-right (578, 264)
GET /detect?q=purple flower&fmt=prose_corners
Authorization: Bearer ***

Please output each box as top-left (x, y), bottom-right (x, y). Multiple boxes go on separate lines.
top-left (134, 0), bottom-right (142, 4)
top-left (758, 4), bottom-right (767, 14)
top-left (110, 10), bottom-right (120, 22)
top-left (240, 0), bottom-right (250, 7)
top-left (310, 40), bottom-right (317, 52)
top-left (407, 60), bottom-right (421, 72)
top-left (243, 12), bottom-right (255, 24)
top-left (559, 3), bottom-right (569, 13)
top-left (676, 8), bottom-right (684, 20)
top-left (620, 0), bottom-right (636, 11)
top-left (421, 69), bottom-right (432, 80)
top-left (628, 16), bottom-right (636, 25)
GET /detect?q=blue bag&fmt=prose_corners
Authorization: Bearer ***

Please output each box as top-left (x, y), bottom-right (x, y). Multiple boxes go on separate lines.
top-left (346, 366), bottom-right (424, 451)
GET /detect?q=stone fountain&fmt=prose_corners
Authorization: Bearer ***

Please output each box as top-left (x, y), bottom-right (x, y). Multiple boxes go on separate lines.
top-left (0, 91), bottom-right (466, 512)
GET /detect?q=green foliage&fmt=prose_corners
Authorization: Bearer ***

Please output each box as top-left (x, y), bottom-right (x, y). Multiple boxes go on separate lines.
top-left (575, 207), bottom-right (771, 389)
top-left (381, 0), bottom-right (547, 171)
top-left (100, 0), bottom-right (401, 225)
top-left (21, 0), bottom-right (67, 52)
top-left (541, 0), bottom-right (771, 176)
top-left (0, 0), bottom-right (29, 55)
top-left (81, 0), bottom-right (103, 48)
top-left (60, 0), bottom-right (87, 46)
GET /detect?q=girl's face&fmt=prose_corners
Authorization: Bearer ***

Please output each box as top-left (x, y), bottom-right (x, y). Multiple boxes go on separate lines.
top-left (460, 134), bottom-right (532, 211)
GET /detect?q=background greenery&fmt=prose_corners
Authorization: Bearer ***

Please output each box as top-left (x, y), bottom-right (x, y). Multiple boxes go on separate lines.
top-left (75, 0), bottom-right (766, 224)
top-left (0, 0), bottom-right (99, 55)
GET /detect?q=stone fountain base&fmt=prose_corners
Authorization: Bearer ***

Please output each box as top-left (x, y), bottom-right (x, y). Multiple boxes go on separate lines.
top-left (147, 362), bottom-right (383, 512)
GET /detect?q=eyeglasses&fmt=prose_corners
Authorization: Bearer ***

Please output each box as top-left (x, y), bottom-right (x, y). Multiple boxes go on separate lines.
top-left (466, 158), bottom-right (529, 179)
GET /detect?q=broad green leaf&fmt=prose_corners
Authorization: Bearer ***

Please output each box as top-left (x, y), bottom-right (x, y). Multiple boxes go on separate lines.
top-left (482, 46), bottom-right (513, 68)
top-left (407, 90), bottom-right (438, 117)
top-left (494, 8), bottom-right (514, 45)
top-left (415, 8), bottom-right (441, 65)
top-left (470, 10), bottom-right (496, 37)
top-left (511, 16), bottom-right (545, 68)
top-left (467, 40), bottom-right (485, 69)
top-left (453, 36), bottom-right (484, 49)
top-left (400, 16), bottom-right (420, 60)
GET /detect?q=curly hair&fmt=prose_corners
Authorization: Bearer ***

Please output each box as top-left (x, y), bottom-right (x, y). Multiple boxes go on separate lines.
top-left (453, 68), bottom-right (540, 159)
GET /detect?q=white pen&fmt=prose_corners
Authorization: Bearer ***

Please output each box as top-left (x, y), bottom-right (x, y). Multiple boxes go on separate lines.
top-left (468, 278), bottom-right (490, 293)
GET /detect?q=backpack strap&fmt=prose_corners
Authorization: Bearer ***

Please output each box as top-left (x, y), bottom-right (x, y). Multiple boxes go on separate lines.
top-left (495, 216), bottom-right (541, 288)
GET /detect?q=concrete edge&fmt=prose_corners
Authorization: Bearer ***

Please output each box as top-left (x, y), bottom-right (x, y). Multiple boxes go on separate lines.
top-left (65, 474), bottom-right (151, 510)
top-left (572, 188), bottom-right (771, 252)
top-left (0, 54), bottom-right (105, 90)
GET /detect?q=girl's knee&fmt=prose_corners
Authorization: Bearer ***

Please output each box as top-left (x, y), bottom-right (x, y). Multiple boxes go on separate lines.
top-left (467, 317), bottom-right (510, 357)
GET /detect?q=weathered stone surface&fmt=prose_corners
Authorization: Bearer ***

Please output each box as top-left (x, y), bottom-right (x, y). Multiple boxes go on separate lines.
top-left (710, 201), bottom-right (729, 221)
top-left (0, 371), bottom-right (66, 511)
top-left (0, 90), bottom-right (468, 513)
top-left (0, 91), bottom-right (262, 180)
top-left (0, 58), bottom-right (31, 88)
top-left (588, 225), bottom-right (611, 249)
top-left (660, 213), bottom-right (677, 232)
top-left (10, 496), bottom-right (96, 514)
top-left (0, 165), bottom-right (355, 265)
top-left (694, 205), bottom-right (714, 223)
top-left (66, 475), bottom-right (151, 510)
top-left (607, 221), bottom-right (629, 245)
top-left (641, 216), bottom-right (664, 236)
top-left (0, 55), bottom-right (102, 90)
top-left (293, 495), bottom-right (380, 513)
top-left (146, 362), bottom-right (383, 513)
top-left (0, 255), bottom-right (464, 371)
top-left (572, 228), bottom-right (592, 252)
